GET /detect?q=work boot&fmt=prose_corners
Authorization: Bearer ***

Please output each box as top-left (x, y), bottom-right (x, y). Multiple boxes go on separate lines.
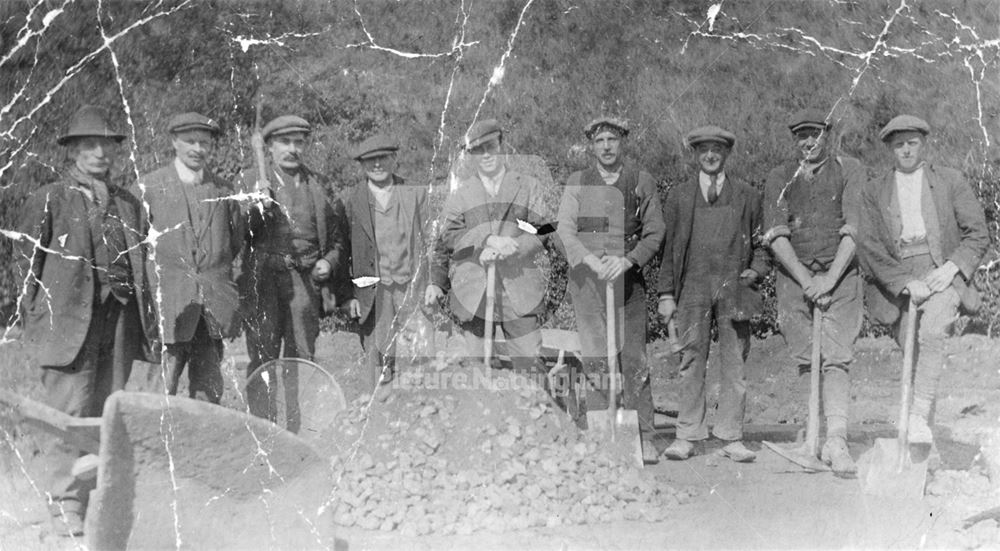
top-left (642, 438), bottom-right (660, 465)
top-left (720, 441), bottom-right (756, 463)
top-left (49, 506), bottom-right (84, 538)
top-left (821, 436), bottom-right (857, 477)
top-left (662, 439), bottom-right (696, 460)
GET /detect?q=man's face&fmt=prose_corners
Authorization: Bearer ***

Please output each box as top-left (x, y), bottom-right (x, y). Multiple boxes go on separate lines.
top-left (695, 141), bottom-right (729, 176)
top-left (470, 136), bottom-right (501, 176)
top-left (72, 136), bottom-right (117, 177)
top-left (890, 131), bottom-right (925, 172)
top-left (795, 127), bottom-right (828, 163)
top-left (590, 130), bottom-right (622, 169)
top-left (361, 153), bottom-right (396, 185)
top-left (268, 132), bottom-right (307, 171)
top-left (172, 129), bottom-right (214, 171)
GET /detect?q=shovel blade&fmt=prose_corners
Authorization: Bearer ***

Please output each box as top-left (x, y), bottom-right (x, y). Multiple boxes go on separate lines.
top-left (858, 437), bottom-right (928, 498)
top-left (587, 409), bottom-right (644, 469)
top-left (762, 440), bottom-right (830, 472)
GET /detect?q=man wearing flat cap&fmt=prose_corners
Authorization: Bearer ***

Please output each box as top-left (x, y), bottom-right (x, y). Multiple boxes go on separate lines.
top-left (427, 119), bottom-right (551, 374)
top-left (556, 117), bottom-right (665, 463)
top-left (239, 114), bottom-right (346, 418)
top-left (16, 105), bottom-right (156, 536)
top-left (761, 108), bottom-right (866, 475)
top-left (858, 115), bottom-right (987, 455)
top-left (342, 133), bottom-right (428, 392)
top-left (140, 112), bottom-right (244, 404)
top-left (657, 126), bottom-right (770, 462)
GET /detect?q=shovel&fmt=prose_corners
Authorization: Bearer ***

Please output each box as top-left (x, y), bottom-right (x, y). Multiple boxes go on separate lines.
top-left (483, 261), bottom-right (496, 366)
top-left (587, 280), bottom-right (643, 468)
top-left (763, 303), bottom-right (830, 472)
top-left (859, 297), bottom-right (928, 498)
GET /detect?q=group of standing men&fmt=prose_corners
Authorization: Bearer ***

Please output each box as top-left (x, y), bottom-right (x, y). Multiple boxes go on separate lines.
top-left (16, 103), bottom-right (989, 536)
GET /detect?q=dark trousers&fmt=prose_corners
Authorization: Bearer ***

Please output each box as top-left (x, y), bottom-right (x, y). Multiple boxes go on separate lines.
top-left (570, 269), bottom-right (654, 436)
top-left (358, 283), bottom-right (413, 391)
top-left (41, 294), bottom-right (137, 515)
top-left (162, 317), bottom-right (224, 403)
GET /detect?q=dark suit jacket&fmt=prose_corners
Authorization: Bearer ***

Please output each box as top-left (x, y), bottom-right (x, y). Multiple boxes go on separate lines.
top-left (859, 163), bottom-right (989, 323)
top-left (342, 175), bottom-right (427, 322)
top-left (656, 175), bottom-right (771, 317)
top-left (18, 176), bottom-right (157, 366)
top-left (141, 163), bottom-right (244, 343)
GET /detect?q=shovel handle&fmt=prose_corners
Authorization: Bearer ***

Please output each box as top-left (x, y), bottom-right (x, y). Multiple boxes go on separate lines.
top-left (667, 320), bottom-right (681, 355)
top-left (806, 304), bottom-right (822, 457)
top-left (483, 262), bottom-right (496, 365)
top-left (897, 297), bottom-right (918, 469)
top-left (606, 281), bottom-right (618, 419)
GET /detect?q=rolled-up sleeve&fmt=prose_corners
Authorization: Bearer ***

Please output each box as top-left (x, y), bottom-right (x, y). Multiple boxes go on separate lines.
top-left (555, 172), bottom-right (591, 268)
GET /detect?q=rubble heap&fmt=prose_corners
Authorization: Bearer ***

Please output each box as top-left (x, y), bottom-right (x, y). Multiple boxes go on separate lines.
top-left (324, 363), bottom-right (690, 536)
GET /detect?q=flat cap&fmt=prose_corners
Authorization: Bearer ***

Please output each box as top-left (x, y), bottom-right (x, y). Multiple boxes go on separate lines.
top-left (58, 105), bottom-right (126, 146)
top-left (685, 125), bottom-right (736, 148)
top-left (463, 119), bottom-right (502, 150)
top-left (262, 115), bottom-right (311, 140)
top-left (584, 116), bottom-right (630, 139)
top-left (879, 114), bottom-right (930, 142)
top-left (353, 134), bottom-right (399, 160)
top-left (168, 112), bottom-right (220, 135)
top-left (788, 109), bottom-right (831, 133)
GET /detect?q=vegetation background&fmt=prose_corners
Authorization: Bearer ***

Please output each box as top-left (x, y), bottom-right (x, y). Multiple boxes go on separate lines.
top-left (1, 0), bottom-right (998, 339)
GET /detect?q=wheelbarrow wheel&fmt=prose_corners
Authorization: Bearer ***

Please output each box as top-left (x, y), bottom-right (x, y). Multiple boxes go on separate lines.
top-left (244, 358), bottom-right (347, 445)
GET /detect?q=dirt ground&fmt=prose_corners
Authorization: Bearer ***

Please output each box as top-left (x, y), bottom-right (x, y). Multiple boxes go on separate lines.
top-left (2, 329), bottom-right (999, 549)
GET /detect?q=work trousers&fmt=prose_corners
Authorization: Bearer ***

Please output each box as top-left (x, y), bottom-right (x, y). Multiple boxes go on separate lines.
top-left (674, 293), bottom-right (751, 442)
top-left (570, 269), bottom-right (654, 436)
top-left (893, 254), bottom-right (961, 424)
top-left (359, 282), bottom-right (419, 391)
top-left (460, 314), bottom-right (544, 375)
top-left (41, 294), bottom-right (137, 515)
top-left (243, 265), bottom-right (320, 419)
top-left (776, 266), bottom-right (862, 438)
top-left (162, 316), bottom-right (224, 403)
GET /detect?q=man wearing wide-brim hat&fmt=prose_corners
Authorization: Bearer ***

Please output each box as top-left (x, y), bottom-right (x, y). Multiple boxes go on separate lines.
top-left (238, 114), bottom-right (347, 419)
top-left (858, 114), bottom-right (987, 459)
top-left (140, 112), bottom-right (244, 404)
top-left (427, 119), bottom-right (551, 374)
top-left (656, 125), bottom-right (770, 463)
top-left (555, 116), bottom-right (665, 464)
top-left (761, 108), bottom-right (867, 475)
top-left (341, 133), bottom-right (428, 392)
top-left (16, 105), bottom-right (157, 536)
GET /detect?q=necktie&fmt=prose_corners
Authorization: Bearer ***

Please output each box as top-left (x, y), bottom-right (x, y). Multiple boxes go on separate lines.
top-left (707, 176), bottom-right (719, 204)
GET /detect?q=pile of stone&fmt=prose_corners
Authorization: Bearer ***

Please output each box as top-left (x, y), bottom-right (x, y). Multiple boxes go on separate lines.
top-left (325, 363), bottom-right (689, 536)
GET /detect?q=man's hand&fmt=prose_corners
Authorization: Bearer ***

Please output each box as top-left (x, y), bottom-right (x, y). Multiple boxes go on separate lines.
top-left (348, 298), bottom-right (361, 319)
top-left (924, 261), bottom-right (960, 293)
top-left (658, 296), bottom-right (676, 322)
top-left (312, 259), bottom-right (331, 281)
top-left (479, 246), bottom-right (500, 264)
top-left (583, 254), bottom-right (610, 280)
top-left (486, 235), bottom-right (518, 258)
top-left (905, 279), bottom-right (933, 305)
top-left (806, 272), bottom-right (837, 301)
top-left (739, 269), bottom-right (759, 284)
top-left (424, 284), bottom-right (445, 307)
top-left (603, 256), bottom-right (632, 281)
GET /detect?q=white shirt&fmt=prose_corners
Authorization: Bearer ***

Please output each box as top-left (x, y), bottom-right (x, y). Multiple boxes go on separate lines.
top-left (699, 171), bottom-right (726, 202)
top-left (479, 166), bottom-right (506, 197)
top-left (597, 164), bottom-right (621, 185)
top-left (174, 157), bottom-right (204, 185)
top-left (896, 166), bottom-right (927, 242)
top-left (368, 181), bottom-right (393, 210)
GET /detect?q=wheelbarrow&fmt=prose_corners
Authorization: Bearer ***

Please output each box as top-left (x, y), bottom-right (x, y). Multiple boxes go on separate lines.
top-left (0, 388), bottom-right (338, 550)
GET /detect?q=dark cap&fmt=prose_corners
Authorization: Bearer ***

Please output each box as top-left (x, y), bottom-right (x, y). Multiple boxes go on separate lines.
top-left (353, 134), bottom-right (399, 160)
top-left (684, 125), bottom-right (736, 149)
top-left (463, 119), bottom-right (502, 150)
top-left (879, 115), bottom-right (930, 142)
top-left (57, 105), bottom-right (126, 146)
top-left (788, 109), bottom-right (831, 134)
top-left (168, 112), bottom-right (220, 135)
top-left (584, 116), bottom-right (630, 140)
top-left (262, 115), bottom-right (312, 140)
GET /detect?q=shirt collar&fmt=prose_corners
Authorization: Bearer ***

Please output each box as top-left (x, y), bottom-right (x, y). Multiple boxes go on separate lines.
top-left (699, 171), bottom-right (726, 188)
top-left (479, 166), bottom-right (506, 196)
top-left (173, 157), bottom-right (204, 185)
top-left (596, 163), bottom-right (621, 185)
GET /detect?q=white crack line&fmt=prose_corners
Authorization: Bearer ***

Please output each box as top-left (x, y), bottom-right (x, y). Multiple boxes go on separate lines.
top-left (348, 0), bottom-right (479, 59)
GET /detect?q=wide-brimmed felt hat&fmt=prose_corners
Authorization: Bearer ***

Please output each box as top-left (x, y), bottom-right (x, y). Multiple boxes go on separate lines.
top-left (353, 134), bottom-right (399, 160)
top-left (463, 119), bottom-right (502, 150)
top-left (57, 105), bottom-right (126, 146)
top-left (788, 109), bottom-right (832, 134)
top-left (879, 115), bottom-right (930, 142)
top-left (584, 116), bottom-right (630, 140)
top-left (262, 115), bottom-right (312, 140)
top-left (685, 125), bottom-right (736, 149)
top-left (168, 112), bottom-right (220, 135)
